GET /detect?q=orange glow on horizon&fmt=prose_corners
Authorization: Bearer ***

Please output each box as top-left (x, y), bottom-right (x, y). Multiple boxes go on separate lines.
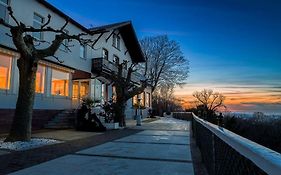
top-left (174, 84), bottom-right (281, 113)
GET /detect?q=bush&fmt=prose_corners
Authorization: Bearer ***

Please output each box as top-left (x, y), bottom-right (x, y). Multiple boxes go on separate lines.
top-left (223, 115), bottom-right (281, 153)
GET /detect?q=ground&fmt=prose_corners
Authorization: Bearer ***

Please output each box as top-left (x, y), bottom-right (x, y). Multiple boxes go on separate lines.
top-left (0, 117), bottom-right (208, 175)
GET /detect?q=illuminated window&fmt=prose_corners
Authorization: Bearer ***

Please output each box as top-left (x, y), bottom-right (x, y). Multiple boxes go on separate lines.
top-left (80, 81), bottom-right (89, 98)
top-left (51, 69), bottom-right (69, 96)
top-left (33, 13), bottom-right (44, 40)
top-left (72, 81), bottom-right (79, 99)
top-left (35, 65), bottom-right (45, 93)
top-left (112, 85), bottom-right (116, 102)
top-left (145, 92), bottom-right (150, 107)
top-left (0, 53), bottom-right (12, 90)
top-left (141, 92), bottom-right (145, 106)
top-left (102, 48), bottom-right (108, 60)
top-left (132, 95), bottom-right (138, 106)
top-left (0, 0), bottom-right (8, 22)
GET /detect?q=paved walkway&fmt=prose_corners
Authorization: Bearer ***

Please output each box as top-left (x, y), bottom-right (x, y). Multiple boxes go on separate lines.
top-left (10, 117), bottom-right (194, 175)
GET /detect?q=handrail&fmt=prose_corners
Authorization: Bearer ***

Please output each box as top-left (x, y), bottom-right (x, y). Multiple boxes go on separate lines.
top-left (192, 113), bottom-right (281, 175)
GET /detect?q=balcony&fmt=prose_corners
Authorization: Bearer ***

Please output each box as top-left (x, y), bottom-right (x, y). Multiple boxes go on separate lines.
top-left (92, 57), bottom-right (145, 84)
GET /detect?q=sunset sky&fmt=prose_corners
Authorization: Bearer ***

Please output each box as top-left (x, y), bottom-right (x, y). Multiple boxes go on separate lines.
top-left (47, 0), bottom-right (281, 114)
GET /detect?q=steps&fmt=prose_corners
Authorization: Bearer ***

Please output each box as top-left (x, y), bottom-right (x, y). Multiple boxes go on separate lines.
top-left (44, 110), bottom-right (76, 129)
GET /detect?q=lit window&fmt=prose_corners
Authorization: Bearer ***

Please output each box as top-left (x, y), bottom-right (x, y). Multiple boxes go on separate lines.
top-left (145, 92), bottom-right (150, 107)
top-left (0, 53), bottom-right (11, 90)
top-left (51, 69), bottom-right (69, 96)
top-left (72, 81), bottom-right (79, 99)
top-left (0, 0), bottom-right (8, 22)
top-left (102, 48), bottom-right (108, 60)
top-left (80, 81), bottom-right (89, 98)
top-left (132, 95), bottom-right (138, 106)
top-left (112, 85), bottom-right (116, 102)
top-left (112, 33), bottom-right (120, 50)
top-left (141, 92), bottom-right (145, 106)
top-left (35, 65), bottom-right (45, 93)
top-left (33, 13), bottom-right (44, 40)
top-left (80, 45), bottom-right (86, 59)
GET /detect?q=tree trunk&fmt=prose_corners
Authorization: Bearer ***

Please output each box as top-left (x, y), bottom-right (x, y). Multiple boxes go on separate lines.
top-left (114, 100), bottom-right (126, 127)
top-left (5, 58), bottom-right (37, 142)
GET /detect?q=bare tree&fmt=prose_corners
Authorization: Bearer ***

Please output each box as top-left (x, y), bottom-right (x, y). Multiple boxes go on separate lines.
top-left (0, 7), bottom-right (98, 142)
top-left (193, 89), bottom-right (226, 116)
top-left (102, 61), bottom-right (147, 127)
top-left (139, 35), bottom-right (189, 93)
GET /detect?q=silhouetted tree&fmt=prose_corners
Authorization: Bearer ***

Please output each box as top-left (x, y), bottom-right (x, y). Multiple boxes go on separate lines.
top-left (139, 35), bottom-right (189, 93)
top-left (193, 89), bottom-right (226, 120)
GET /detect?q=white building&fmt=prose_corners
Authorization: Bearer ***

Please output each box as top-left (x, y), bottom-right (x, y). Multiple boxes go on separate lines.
top-left (0, 0), bottom-right (152, 132)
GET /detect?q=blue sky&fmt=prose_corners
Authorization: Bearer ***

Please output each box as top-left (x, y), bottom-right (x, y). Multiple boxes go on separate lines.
top-left (47, 0), bottom-right (281, 113)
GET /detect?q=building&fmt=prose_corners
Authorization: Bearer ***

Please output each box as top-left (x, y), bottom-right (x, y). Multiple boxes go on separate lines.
top-left (0, 0), bottom-right (152, 133)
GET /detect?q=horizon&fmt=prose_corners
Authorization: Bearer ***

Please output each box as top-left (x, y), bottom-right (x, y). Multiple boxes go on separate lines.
top-left (46, 0), bottom-right (281, 114)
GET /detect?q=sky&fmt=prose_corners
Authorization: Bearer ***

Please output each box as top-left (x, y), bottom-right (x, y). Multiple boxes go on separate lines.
top-left (46, 0), bottom-right (281, 114)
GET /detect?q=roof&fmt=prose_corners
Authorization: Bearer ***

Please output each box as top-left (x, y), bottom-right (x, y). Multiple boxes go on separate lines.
top-left (36, 0), bottom-right (89, 33)
top-left (36, 1), bottom-right (145, 63)
top-left (90, 21), bottom-right (145, 63)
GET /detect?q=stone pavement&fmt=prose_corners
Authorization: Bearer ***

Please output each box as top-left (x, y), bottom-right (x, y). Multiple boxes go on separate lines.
top-left (9, 117), bottom-right (194, 175)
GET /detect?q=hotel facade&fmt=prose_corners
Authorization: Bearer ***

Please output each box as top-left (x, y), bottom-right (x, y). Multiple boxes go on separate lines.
top-left (0, 0), bottom-right (152, 132)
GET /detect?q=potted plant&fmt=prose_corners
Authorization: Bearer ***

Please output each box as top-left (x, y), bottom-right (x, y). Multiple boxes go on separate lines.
top-left (101, 99), bottom-right (119, 129)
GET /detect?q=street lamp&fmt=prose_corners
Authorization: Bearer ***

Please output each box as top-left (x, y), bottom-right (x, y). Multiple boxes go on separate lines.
top-left (136, 96), bottom-right (142, 126)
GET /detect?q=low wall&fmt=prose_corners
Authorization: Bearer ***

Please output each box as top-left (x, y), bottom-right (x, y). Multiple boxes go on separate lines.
top-left (172, 112), bottom-right (193, 121)
top-left (0, 109), bottom-right (62, 133)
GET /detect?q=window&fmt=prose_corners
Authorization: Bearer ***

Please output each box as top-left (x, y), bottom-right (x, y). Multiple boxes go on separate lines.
top-left (145, 92), bottom-right (151, 107)
top-left (33, 13), bottom-right (44, 40)
top-left (51, 69), bottom-right (69, 96)
top-left (80, 81), bottom-right (89, 98)
top-left (102, 48), bottom-right (108, 60)
top-left (35, 65), bottom-right (45, 93)
top-left (112, 85), bottom-right (116, 102)
top-left (0, 0), bottom-right (8, 22)
top-left (113, 55), bottom-right (119, 65)
top-left (60, 30), bottom-right (69, 52)
top-left (141, 92), bottom-right (145, 106)
top-left (72, 81), bottom-right (79, 99)
top-left (132, 95), bottom-right (138, 106)
top-left (80, 45), bottom-right (86, 59)
top-left (112, 33), bottom-right (120, 50)
top-left (0, 53), bottom-right (12, 90)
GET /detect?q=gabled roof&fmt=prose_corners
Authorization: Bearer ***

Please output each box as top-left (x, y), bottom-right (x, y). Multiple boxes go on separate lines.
top-left (37, 1), bottom-right (145, 63)
top-left (89, 21), bottom-right (145, 63)
top-left (36, 0), bottom-right (89, 33)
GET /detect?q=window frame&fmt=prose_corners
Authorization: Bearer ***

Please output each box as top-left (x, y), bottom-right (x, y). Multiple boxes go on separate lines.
top-left (32, 13), bottom-right (44, 40)
top-left (102, 48), bottom-right (108, 60)
top-left (0, 52), bottom-right (12, 91)
top-left (35, 64), bottom-right (46, 94)
top-left (113, 55), bottom-right (119, 65)
top-left (80, 44), bottom-right (87, 59)
top-left (0, 0), bottom-right (9, 22)
top-left (59, 29), bottom-right (69, 52)
top-left (112, 33), bottom-right (120, 50)
top-left (51, 69), bottom-right (70, 97)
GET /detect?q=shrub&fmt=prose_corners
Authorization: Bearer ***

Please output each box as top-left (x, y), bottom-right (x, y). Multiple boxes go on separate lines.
top-left (223, 115), bottom-right (281, 153)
